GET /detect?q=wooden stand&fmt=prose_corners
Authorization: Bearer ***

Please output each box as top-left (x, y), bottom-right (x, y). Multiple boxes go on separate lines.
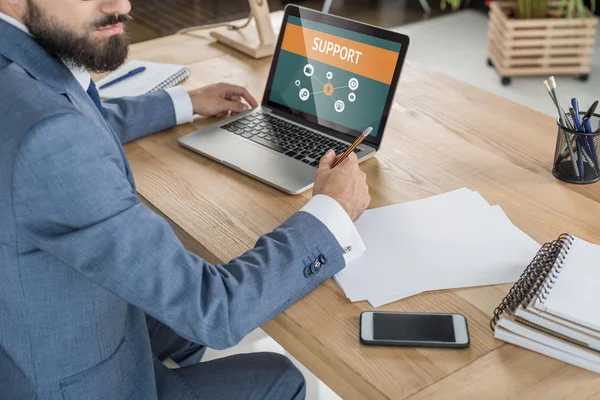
top-left (487, 1), bottom-right (598, 85)
top-left (210, 0), bottom-right (277, 59)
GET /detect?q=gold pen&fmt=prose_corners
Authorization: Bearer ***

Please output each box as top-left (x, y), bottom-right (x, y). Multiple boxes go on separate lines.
top-left (332, 127), bottom-right (373, 168)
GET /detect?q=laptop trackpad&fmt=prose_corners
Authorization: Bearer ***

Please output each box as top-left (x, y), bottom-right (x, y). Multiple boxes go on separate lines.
top-left (188, 131), bottom-right (272, 169)
top-left (262, 156), bottom-right (315, 186)
top-left (181, 130), bottom-right (314, 191)
top-left (227, 139), bottom-right (315, 189)
top-left (223, 140), bottom-right (279, 170)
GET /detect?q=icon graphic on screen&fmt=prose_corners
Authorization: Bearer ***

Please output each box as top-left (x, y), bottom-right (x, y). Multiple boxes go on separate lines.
top-left (296, 66), bottom-right (359, 113)
top-left (303, 64), bottom-right (314, 77)
top-left (299, 88), bottom-right (310, 101)
top-left (323, 83), bottom-right (334, 96)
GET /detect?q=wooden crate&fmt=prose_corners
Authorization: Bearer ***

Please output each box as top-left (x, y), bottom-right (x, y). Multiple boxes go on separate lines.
top-left (487, 1), bottom-right (598, 84)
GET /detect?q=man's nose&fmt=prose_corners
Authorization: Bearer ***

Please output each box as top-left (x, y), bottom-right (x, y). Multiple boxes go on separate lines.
top-left (99, 0), bottom-right (131, 17)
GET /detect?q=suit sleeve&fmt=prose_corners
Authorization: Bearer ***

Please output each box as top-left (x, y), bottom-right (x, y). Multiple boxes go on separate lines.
top-left (102, 90), bottom-right (177, 144)
top-left (12, 112), bottom-right (346, 350)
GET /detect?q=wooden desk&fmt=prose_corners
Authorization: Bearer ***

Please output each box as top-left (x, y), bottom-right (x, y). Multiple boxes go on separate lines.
top-left (120, 16), bottom-right (600, 400)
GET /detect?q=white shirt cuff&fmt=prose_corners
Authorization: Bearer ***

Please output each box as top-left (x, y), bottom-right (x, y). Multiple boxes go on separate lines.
top-left (301, 194), bottom-right (366, 264)
top-left (165, 86), bottom-right (194, 125)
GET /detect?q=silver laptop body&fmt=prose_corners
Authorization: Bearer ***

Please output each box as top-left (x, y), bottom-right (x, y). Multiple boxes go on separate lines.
top-left (178, 106), bottom-right (376, 194)
top-left (178, 6), bottom-right (409, 194)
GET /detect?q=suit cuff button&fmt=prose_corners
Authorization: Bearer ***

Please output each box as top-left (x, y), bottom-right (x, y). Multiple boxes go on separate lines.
top-left (318, 254), bottom-right (327, 265)
top-left (310, 262), bottom-right (320, 274)
top-left (304, 265), bottom-right (312, 278)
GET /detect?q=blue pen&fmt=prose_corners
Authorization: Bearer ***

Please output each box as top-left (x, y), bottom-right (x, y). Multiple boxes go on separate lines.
top-left (581, 101), bottom-right (598, 167)
top-left (573, 99), bottom-right (596, 166)
top-left (571, 98), bottom-right (582, 131)
top-left (569, 107), bottom-right (585, 180)
top-left (99, 66), bottom-right (146, 90)
top-left (571, 99), bottom-right (588, 180)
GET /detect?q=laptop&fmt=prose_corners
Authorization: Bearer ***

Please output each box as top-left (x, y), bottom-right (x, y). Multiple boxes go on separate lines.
top-left (179, 5), bottom-right (409, 194)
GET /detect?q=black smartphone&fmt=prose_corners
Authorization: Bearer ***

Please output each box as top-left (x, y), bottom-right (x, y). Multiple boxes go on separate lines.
top-left (360, 311), bottom-right (470, 348)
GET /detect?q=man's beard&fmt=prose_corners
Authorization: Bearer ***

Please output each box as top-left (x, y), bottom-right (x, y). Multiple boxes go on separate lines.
top-left (23, 0), bottom-right (130, 73)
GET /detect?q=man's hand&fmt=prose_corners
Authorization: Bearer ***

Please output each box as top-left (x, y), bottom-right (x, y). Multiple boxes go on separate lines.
top-left (188, 83), bottom-right (259, 117)
top-left (313, 150), bottom-right (370, 221)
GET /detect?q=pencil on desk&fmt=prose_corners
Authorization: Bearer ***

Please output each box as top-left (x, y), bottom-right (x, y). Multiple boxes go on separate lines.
top-left (544, 80), bottom-right (579, 177)
top-left (549, 77), bottom-right (571, 128)
top-left (544, 80), bottom-right (565, 127)
top-left (332, 127), bottom-right (373, 168)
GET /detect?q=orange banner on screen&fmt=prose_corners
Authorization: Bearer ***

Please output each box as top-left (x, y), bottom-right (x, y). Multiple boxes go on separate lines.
top-left (281, 23), bottom-right (398, 85)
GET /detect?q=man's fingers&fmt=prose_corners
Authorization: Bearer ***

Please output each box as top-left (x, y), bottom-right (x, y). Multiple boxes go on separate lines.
top-left (227, 85), bottom-right (259, 108)
top-left (318, 149), bottom-right (336, 170)
top-left (219, 99), bottom-right (248, 113)
top-left (230, 98), bottom-right (246, 115)
top-left (339, 151), bottom-right (359, 167)
top-left (240, 89), bottom-right (259, 108)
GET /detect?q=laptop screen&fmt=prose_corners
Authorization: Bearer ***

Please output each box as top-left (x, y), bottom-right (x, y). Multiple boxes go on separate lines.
top-left (264, 10), bottom-right (406, 146)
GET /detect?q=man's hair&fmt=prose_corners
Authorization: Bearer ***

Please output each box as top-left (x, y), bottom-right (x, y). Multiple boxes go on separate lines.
top-left (23, 0), bottom-right (130, 73)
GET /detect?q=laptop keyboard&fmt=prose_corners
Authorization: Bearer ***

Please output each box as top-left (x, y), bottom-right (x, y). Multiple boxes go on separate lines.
top-left (220, 111), bottom-right (360, 167)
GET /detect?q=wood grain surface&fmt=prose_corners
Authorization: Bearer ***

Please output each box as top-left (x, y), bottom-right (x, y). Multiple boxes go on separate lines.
top-left (119, 13), bottom-right (600, 399)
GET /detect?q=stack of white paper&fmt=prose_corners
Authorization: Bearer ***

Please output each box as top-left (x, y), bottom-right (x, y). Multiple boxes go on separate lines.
top-left (334, 188), bottom-right (541, 307)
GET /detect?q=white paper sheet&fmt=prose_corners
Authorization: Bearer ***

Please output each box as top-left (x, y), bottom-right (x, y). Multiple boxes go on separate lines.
top-left (334, 189), bottom-right (540, 307)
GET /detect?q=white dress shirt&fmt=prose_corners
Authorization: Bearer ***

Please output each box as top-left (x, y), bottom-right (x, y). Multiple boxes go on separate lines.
top-left (0, 11), bottom-right (365, 264)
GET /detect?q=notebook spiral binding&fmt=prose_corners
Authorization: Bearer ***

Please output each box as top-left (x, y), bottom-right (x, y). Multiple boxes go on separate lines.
top-left (490, 233), bottom-right (574, 331)
top-left (148, 68), bottom-right (191, 93)
top-left (538, 234), bottom-right (574, 304)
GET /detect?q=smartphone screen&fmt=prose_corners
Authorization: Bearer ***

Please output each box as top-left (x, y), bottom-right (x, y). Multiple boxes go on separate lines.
top-left (373, 313), bottom-right (455, 342)
top-left (361, 312), bottom-right (469, 348)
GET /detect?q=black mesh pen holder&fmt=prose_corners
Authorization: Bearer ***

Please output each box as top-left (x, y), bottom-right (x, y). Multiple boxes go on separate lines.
top-left (552, 113), bottom-right (600, 184)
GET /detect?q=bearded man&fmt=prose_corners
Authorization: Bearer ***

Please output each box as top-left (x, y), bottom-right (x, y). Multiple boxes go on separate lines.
top-left (0, 0), bottom-right (370, 399)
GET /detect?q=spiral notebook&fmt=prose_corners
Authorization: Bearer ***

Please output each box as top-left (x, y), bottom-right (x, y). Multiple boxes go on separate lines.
top-left (491, 234), bottom-right (600, 373)
top-left (97, 60), bottom-right (190, 99)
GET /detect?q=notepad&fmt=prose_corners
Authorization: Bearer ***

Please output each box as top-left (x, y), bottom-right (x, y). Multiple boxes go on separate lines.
top-left (97, 60), bottom-right (190, 99)
top-left (533, 237), bottom-right (600, 331)
top-left (495, 320), bottom-right (600, 373)
top-left (491, 234), bottom-right (600, 373)
top-left (334, 188), bottom-right (540, 307)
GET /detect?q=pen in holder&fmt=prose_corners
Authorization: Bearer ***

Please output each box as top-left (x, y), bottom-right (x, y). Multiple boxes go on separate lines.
top-left (552, 113), bottom-right (600, 184)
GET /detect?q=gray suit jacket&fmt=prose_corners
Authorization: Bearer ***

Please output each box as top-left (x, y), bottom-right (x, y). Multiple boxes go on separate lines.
top-left (0, 20), bottom-right (345, 400)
